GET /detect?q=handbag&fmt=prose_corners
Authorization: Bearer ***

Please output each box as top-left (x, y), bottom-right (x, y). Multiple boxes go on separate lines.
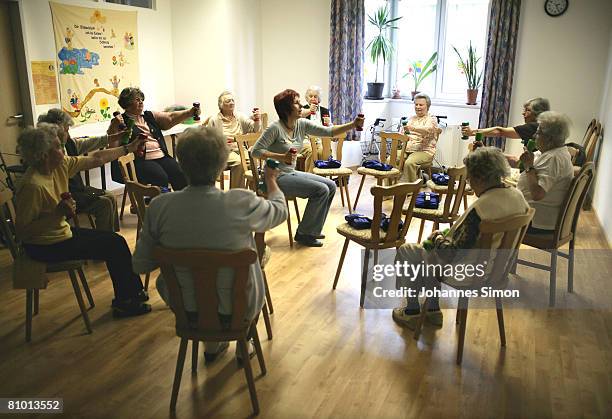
top-left (415, 192), bottom-right (440, 209)
top-left (431, 173), bottom-right (450, 185)
top-left (314, 156), bottom-right (342, 169)
top-left (362, 159), bottom-right (393, 171)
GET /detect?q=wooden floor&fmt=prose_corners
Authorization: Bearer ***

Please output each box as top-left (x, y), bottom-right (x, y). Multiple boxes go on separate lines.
top-left (1, 173), bottom-right (611, 419)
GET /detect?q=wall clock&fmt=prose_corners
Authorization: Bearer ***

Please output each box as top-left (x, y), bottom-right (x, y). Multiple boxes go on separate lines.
top-left (544, 0), bottom-right (569, 17)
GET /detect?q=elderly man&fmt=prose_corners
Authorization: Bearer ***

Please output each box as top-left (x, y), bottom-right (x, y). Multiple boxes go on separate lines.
top-left (207, 90), bottom-right (261, 188)
top-left (517, 111), bottom-right (574, 233)
top-left (132, 126), bottom-right (287, 361)
top-left (37, 108), bottom-right (121, 232)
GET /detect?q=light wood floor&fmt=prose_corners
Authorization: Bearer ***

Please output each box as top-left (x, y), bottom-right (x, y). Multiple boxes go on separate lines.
top-left (1, 173), bottom-right (611, 419)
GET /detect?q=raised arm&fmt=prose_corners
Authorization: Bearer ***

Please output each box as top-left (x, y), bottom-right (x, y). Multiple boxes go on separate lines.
top-left (77, 136), bottom-right (144, 171)
top-left (153, 106), bottom-right (200, 130)
top-left (468, 126), bottom-right (520, 139)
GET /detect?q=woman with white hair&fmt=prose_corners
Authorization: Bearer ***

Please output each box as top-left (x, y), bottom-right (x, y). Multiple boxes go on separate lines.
top-left (299, 85), bottom-right (332, 172)
top-left (15, 124), bottom-right (151, 317)
top-left (37, 108), bottom-right (120, 232)
top-left (206, 90), bottom-right (261, 188)
top-left (517, 111), bottom-right (574, 233)
top-left (133, 126), bottom-right (287, 361)
top-left (393, 147), bottom-right (530, 329)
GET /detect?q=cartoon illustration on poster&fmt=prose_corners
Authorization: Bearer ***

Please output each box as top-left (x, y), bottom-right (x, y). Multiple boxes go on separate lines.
top-left (50, 2), bottom-right (140, 125)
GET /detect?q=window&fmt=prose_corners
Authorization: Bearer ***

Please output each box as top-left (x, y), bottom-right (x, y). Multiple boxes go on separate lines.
top-left (365, 0), bottom-right (490, 102)
top-left (103, 0), bottom-right (154, 9)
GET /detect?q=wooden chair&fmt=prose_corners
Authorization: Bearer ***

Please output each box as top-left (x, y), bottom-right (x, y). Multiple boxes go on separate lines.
top-left (413, 208), bottom-right (535, 365)
top-left (581, 118), bottom-right (597, 146)
top-left (514, 163), bottom-right (595, 307)
top-left (583, 121), bottom-right (602, 163)
top-left (407, 166), bottom-right (468, 243)
top-left (333, 181), bottom-right (422, 307)
top-left (236, 132), bottom-right (261, 190)
top-left (255, 232), bottom-right (274, 340)
top-left (125, 180), bottom-right (161, 290)
top-left (152, 247), bottom-right (266, 415)
top-left (353, 132), bottom-right (408, 211)
top-left (247, 150), bottom-right (302, 248)
top-left (117, 153), bottom-right (138, 220)
top-left (308, 134), bottom-right (354, 213)
top-left (0, 188), bottom-right (94, 342)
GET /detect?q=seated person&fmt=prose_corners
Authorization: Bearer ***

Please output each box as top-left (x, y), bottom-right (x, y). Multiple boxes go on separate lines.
top-left (132, 126), bottom-right (287, 360)
top-left (206, 90), bottom-right (261, 188)
top-left (252, 88), bottom-right (363, 247)
top-left (462, 97), bottom-right (551, 165)
top-left (299, 85), bottom-right (332, 172)
top-left (398, 93), bottom-right (441, 182)
top-left (37, 108), bottom-right (121, 232)
top-left (107, 87), bottom-right (200, 190)
top-left (517, 111), bottom-right (574, 233)
top-left (392, 147), bottom-right (530, 329)
top-left (15, 124), bottom-right (151, 317)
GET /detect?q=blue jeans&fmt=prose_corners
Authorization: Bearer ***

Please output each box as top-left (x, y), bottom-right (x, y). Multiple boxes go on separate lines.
top-left (277, 171), bottom-right (336, 236)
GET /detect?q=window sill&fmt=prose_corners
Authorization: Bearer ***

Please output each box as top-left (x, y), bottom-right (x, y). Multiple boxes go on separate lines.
top-left (363, 97), bottom-right (481, 109)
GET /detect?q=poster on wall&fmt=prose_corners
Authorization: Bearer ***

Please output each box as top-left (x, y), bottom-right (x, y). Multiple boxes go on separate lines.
top-left (50, 2), bottom-right (139, 125)
top-left (31, 61), bottom-right (59, 105)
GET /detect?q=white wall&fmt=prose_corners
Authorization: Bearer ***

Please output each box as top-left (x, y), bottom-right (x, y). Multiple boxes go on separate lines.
top-left (170, 0), bottom-right (262, 117)
top-left (260, 0), bottom-right (330, 122)
top-left (510, 0), bottom-right (612, 144)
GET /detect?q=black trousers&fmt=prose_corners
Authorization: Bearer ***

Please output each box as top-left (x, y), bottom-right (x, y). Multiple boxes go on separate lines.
top-left (23, 228), bottom-right (143, 301)
top-left (134, 156), bottom-right (187, 190)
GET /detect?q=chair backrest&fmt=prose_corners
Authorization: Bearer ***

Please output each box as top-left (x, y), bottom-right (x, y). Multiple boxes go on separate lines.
top-left (125, 180), bottom-right (161, 227)
top-left (260, 112), bottom-right (268, 130)
top-left (553, 162), bottom-right (595, 245)
top-left (584, 122), bottom-right (602, 163)
top-left (479, 208), bottom-right (535, 287)
top-left (379, 132), bottom-right (409, 171)
top-left (236, 132), bottom-right (261, 183)
top-left (369, 180), bottom-right (422, 246)
top-left (582, 118), bottom-right (597, 146)
top-left (0, 187), bottom-right (19, 260)
top-left (308, 134), bottom-right (346, 162)
top-left (118, 153), bottom-right (138, 183)
top-left (152, 246), bottom-right (258, 332)
top-left (441, 166), bottom-right (468, 220)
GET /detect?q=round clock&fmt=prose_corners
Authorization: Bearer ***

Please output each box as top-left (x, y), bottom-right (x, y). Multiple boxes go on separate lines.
top-left (544, 0), bottom-right (569, 17)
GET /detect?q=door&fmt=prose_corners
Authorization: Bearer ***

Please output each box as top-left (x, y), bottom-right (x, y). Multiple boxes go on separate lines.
top-left (0, 1), bottom-right (25, 170)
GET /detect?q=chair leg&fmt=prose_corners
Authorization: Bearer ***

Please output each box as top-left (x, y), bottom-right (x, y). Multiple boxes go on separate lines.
top-left (344, 177), bottom-right (353, 214)
top-left (119, 187), bottom-right (127, 220)
top-left (373, 249), bottom-right (379, 267)
top-left (417, 219), bottom-right (425, 243)
top-left (568, 240), bottom-right (575, 293)
top-left (262, 303), bottom-right (273, 340)
top-left (170, 337), bottom-right (189, 411)
top-left (338, 177), bottom-right (346, 207)
top-left (77, 267), bottom-right (95, 308)
top-left (286, 200), bottom-right (294, 248)
top-left (433, 221), bottom-right (439, 232)
top-left (413, 297), bottom-right (429, 340)
top-left (456, 297), bottom-right (469, 365)
top-left (191, 340), bottom-right (199, 373)
top-left (333, 238), bottom-right (350, 289)
top-left (25, 289), bottom-right (33, 342)
top-left (33, 289), bottom-right (39, 316)
top-left (293, 199), bottom-right (301, 224)
top-left (495, 297), bottom-right (506, 347)
top-left (68, 270), bottom-right (93, 334)
top-left (549, 249), bottom-right (558, 307)
top-left (144, 272), bottom-right (150, 291)
top-left (238, 338), bottom-right (260, 415)
top-left (360, 248), bottom-right (371, 308)
top-left (463, 195), bottom-right (468, 211)
top-left (250, 323), bottom-right (267, 375)
top-left (263, 271), bottom-right (274, 314)
top-left (353, 175), bottom-right (366, 210)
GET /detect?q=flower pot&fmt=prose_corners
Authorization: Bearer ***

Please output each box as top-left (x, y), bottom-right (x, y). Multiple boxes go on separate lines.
top-left (366, 82), bottom-right (385, 100)
top-left (411, 90), bottom-right (420, 100)
top-left (466, 89), bottom-right (479, 105)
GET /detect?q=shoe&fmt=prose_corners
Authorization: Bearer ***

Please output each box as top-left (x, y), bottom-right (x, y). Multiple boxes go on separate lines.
top-left (426, 309), bottom-right (443, 327)
top-left (236, 339), bottom-right (256, 368)
top-left (294, 232), bottom-right (323, 247)
top-left (112, 300), bottom-right (152, 318)
top-left (314, 233), bottom-right (326, 239)
top-left (135, 290), bottom-right (149, 302)
top-left (392, 307), bottom-right (420, 330)
top-left (204, 341), bottom-right (230, 364)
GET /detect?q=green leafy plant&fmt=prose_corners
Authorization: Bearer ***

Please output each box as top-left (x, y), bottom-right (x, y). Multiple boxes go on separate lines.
top-left (403, 52), bottom-right (438, 92)
top-left (366, 5), bottom-right (402, 83)
top-left (452, 41), bottom-right (483, 89)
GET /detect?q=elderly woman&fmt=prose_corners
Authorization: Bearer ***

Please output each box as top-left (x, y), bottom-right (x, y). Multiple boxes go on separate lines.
top-left (398, 93), bottom-right (441, 182)
top-left (15, 124), bottom-right (151, 317)
top-left (37, 108), bottom-right (120, 232)
top-left (392, 147), bottom-right (529, 329)
top-left (299, 85), bottom-right (332, 172)
top-left (517, 111), bottom-right (574, 233)
top-left (107, 87), bottom-right (200, 190)
top-left (206, 90), bottom-right (261, 188)
top-left (132, 126), bottom-right (287, 361)
top-left (252, 88), bottom-right (364, 247)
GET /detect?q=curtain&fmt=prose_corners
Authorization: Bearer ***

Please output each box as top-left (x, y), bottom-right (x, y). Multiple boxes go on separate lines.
top-left (478, 0), bottom-right (521, 150)
top-left (329, 0), bottom-right (364, 134)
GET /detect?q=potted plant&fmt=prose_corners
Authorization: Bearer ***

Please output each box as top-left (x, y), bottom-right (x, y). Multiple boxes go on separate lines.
top-left (403, 52), bottom-right (438, 100)
top-left (365, 5), bottom-right (402, 99)
top-left (452, 41), bottom-right (483, 105)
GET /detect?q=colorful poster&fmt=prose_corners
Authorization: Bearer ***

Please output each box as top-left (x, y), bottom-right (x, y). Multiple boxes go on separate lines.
top-left (31, 61), bottom-right (59, 105)
top-left (50, 2), bottom-right (139, 125)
